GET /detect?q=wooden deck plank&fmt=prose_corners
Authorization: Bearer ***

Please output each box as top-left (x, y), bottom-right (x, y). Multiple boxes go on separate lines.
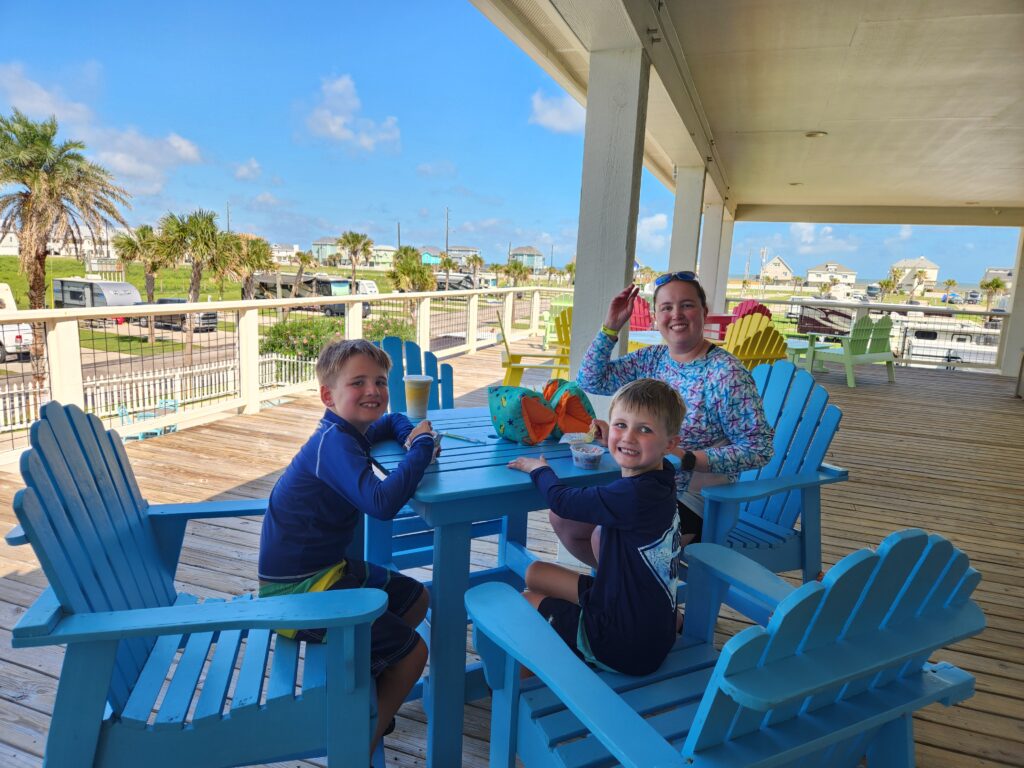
top-left (0, 339), bottom-right (1021, 767)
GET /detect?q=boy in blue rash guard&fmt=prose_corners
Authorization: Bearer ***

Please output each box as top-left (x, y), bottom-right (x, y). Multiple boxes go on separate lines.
top-left (507, 378), bottom-right (685, 676)
top-left (258, 339), bottom-right (433, 750)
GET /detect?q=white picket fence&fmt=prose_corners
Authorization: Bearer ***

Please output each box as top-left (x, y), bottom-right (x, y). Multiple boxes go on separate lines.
top-left (0, 354), bottom-right (317, 433)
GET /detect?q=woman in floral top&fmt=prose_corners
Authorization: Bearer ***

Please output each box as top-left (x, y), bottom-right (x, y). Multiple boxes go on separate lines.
top-left (566, 274), bottom-right (774, 564)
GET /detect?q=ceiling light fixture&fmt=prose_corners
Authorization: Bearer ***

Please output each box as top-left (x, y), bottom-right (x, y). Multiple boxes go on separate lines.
top-left (788, 182), bottom-right (803, 186)
top-left (804, 130), bottom-right (828, 138)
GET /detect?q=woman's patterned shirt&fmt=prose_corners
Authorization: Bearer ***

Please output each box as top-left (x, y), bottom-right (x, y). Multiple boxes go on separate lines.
top-left (577, 332), bottom-right (774, 493)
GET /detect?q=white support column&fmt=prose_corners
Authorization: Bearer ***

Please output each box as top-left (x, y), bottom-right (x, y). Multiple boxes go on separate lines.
top-left (697, 201), bottom-right (725, 310)
top-left (466, 293), bottom-right (480, 353)
top-left (344, 301), bottom-right (363, 341)
top-left (668, 166), bottom-right (705, 272)
top-left (237, 306), bottom-right (260, 415)
top-left (45, 318), bottom-right (84, 408)
top-left (999, 227), bottom-right (1024, 377)
top-left (529, 289), bottom-right (542, 334)
top-left (570, 46), bottom-right (650, 376)
top-left (416, 298), bottom-right (432, 351)
top-left (502, 293), bottom-right (515, 340)
top-left (712, 212), bottom-right (735, 313)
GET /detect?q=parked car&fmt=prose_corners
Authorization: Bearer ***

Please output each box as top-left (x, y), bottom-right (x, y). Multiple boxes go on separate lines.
top-left (356, 279), bottom-right (379, 295)
top-left (965, 290), bottom-right (982, 304)
top-left (136, 298), bottom-right (219, 332)
top-left (0, 282), bottom-right (34, 362)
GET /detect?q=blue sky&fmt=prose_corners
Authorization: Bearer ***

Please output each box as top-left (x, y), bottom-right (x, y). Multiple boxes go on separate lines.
top-left (0, 1), bottom-right (1018, 284)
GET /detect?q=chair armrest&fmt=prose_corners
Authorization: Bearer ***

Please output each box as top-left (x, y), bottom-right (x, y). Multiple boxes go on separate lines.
top-left (5, 524), bottom-right (27, 546)
top-left (684, 543), bottom-right (793, 611)
top-left (147, 497), bottom-right (269, 520)
top-left (13, 589), bottom-right (388, 648)
top-left (466, 582), bottom-right (685, 768)
top-left (701, 465), bottom-right (848, 505)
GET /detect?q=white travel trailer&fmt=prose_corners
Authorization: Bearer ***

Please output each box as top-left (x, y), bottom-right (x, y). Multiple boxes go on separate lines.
top-left (52, 277), bottom-right (141, 309)
top-left (891, 313), bottom-right (1000, 367)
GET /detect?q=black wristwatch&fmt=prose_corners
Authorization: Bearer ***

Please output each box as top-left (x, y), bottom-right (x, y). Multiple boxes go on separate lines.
top-left (681, 451), bottom-right (697, 471)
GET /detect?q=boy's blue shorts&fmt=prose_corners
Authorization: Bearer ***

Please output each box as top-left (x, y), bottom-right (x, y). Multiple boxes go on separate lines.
top-left (294, 559), bottom-right (425, 677)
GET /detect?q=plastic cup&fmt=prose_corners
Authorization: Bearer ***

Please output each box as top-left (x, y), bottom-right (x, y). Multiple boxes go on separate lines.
top-left (404, 374), bottom-right (433, 419)
top-left (571, 443), bottom-right (604, 470)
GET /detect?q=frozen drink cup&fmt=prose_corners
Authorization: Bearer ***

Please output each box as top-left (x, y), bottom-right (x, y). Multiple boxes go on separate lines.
top-left (404, 374), bottom-right (433, 419)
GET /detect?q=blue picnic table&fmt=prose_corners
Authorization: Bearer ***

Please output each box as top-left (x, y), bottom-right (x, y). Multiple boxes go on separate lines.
top-left (371, 406), bottom-right (620, 768)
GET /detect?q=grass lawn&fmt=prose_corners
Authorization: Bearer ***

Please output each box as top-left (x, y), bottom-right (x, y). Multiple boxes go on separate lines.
top-left (79, 327), bottom-right (185, 357)
top-left (217, 321), bottom-right (237, 332)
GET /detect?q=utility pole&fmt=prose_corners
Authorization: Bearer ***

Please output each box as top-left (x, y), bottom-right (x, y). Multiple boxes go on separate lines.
top-left (396, 221), bottom-right (401, 249)
top-left (226, 202), bottom-right (231, 233)
top-left (444, 207), bottom-right (449, 257)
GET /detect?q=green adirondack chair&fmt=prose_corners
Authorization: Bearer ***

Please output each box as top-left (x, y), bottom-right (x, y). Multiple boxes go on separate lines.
top-left (809, 315), bottom-right (896, 387)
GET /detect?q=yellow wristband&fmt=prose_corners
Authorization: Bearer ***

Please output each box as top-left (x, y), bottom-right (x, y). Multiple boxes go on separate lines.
top-left (600, 324), bottom-right (620, 338)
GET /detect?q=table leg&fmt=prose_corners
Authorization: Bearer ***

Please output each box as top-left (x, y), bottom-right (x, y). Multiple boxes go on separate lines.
top-left (426, 520), bottom-right (472, 768)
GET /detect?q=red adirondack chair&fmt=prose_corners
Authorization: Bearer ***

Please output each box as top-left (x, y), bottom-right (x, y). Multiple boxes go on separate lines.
top-left (629, 297), bottom-right (654, 330)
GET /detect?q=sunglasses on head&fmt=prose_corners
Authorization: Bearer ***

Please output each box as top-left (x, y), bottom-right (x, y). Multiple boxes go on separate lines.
top-left (653, 271), bottom-right (697, 288)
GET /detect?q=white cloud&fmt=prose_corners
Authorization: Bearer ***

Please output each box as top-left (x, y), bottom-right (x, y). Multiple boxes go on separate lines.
top-left (235, 157), bottom-right (262, 180)
top-left (461, 217), bottom-right (504, 234)
top-left (899, 224), bottom-right (913, 240)
top-left (0, 62), bottom-right (202, 196)
top-left (306, 74), bottom-right (400, 151)
top-left (637, 213), bottom-right (669, 252)
top-left (788, 222), bottom-right (856, 255)
top-left (416, 160), bottom-right (456, 177)
top-left (528, 90), bottom-right (585, 134)
top-left (253, 192), bottom-right (280, 207)
top-left (0, 62), bottom-right (92, 123)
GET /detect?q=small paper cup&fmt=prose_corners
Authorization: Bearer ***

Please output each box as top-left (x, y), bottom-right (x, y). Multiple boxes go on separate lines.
top-left (571, 443), bottom-right (604, 470)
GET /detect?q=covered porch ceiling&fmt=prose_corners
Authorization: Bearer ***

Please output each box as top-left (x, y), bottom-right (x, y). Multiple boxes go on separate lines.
top-left (471, 0), bottom-right (1024, 225)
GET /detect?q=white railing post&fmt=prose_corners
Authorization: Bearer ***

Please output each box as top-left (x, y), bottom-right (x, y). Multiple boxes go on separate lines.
top-left (238, 306), bottom-right (260, 415)
top-left (467, 293), bottom-right (480, 353)
top-left (417, 297), bottom-right (432, 350)
top-left (530, 289), bottom-right (542, 335)
top-left (503, 292), bottom-right (515, 340)
top-left (46, 318), bottom-right (85, 408)
top-left (346, 300), bottom-right (363, 340)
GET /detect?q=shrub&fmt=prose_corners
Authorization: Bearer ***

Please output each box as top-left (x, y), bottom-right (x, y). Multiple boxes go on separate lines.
top-left (363, 316), bottom-right (415, 342)
top-left (259, 316), bottom-right (344, 358)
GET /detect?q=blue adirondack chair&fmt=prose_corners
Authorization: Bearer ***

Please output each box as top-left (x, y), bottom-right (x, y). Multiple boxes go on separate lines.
top-left (5, 402), bottom-right (387, 768)
top-left (698, 360), bottom-right (848, 621)
top-left (466, 528), bottom-right (985, 768)
top-left (378, 336), bottom-right (454, 413)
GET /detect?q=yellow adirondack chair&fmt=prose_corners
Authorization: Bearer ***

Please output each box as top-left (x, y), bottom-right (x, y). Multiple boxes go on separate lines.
top-left (809, 315), bottom-right (896, 387)
top-left (553, 307), bottom-right (572, 361)
top-left (721, 312), bottom-right (773, 354)
top-left (731, 324), bottom-right (788, 369)
top-left (496, 310), bottom-right (569, 386)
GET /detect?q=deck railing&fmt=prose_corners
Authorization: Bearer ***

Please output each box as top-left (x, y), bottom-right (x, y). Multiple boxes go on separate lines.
top-left (0, 285), bottom-right (571, 459)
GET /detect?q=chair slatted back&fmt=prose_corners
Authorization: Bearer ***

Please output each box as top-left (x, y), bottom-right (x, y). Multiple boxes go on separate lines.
top-left (732, 325), bottom-right (787, 369)
top-left (380, 336), bottom-right (454, 413)
top-left (722, 313), bottom-right (772, 354)
top-left (746, 361), bottom-right (843, 528)
top-left (554, 307), bottom-right (573, 356)
top-left (684, 529), bottom-right (985, 757)
top-left (844, 315), bottom-right (875, 355)
top-left (732, 299), bottom-right (772, 319)
top-left (868, 315), bottom-right (894, 354)
top-left (629, 298), bottom-right (653, 330)
top-left (13, 402), bottom-right (177, 713)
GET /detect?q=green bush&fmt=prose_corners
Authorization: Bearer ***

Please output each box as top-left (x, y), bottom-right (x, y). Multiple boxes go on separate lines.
top-left (363, 316), bottom-right (415, 342)
top-left (259, 316), bottom-right (344, 358)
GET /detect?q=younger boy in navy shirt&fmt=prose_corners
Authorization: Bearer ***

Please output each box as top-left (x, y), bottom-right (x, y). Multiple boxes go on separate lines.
top-left (259, 339), bottom-right (434, 748)
top-left (508, 378), bottom-right (684, 676)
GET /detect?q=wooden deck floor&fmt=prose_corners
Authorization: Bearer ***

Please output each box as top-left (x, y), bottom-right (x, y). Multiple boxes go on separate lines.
top-left (1, 338), bottom-right (1022, 767)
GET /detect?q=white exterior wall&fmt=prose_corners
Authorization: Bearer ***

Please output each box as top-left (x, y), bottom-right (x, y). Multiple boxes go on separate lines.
top-left (808, 268), bottom-right (857, 285)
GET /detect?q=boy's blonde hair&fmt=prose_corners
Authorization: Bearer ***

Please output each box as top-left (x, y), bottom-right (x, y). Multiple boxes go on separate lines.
top-left (609, 378), bottom-right (685, 435)
top-left (316, 338), bottom-right (392, 387)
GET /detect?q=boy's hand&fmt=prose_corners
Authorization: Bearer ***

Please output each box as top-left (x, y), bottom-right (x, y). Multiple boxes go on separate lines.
top-left (405, 420), bottom-right (434, 448)
top-left (508, 455), bottom-right (548, 473)
top-left (591, 419), bottom-right (609, 445)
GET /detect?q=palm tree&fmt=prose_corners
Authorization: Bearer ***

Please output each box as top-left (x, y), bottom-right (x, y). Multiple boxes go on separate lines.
top-left (387, 246), bottom-right (434, 319)
top-left (337, 231), bottom-right (373, 292)
top-left (113, 224), bottom-right (165, 344)
top-left (234, 236), bottom-right (273, 300)
top-left (565, 261), bottom-right (576, 286)
top-left (877, 277), bottom-right (896, 301)
top-left (979, 277), bottom-right (1006, 310)
top-left (634, 266), bottom-right (656, 289)
top-left (0, 110), bottom-right (130, 381)
top-left (502, 259), bottom-right (530, 287)
top-left (157, 209), bottom-right (220, 365)
top-left (942, 278), bottom-right (957, 303)
top-left (465, 254), bottom-right (485, 288)
top-left (791, 275), bottom-right (803, 293)
top-left (438, 253), bottom-right (457, 289)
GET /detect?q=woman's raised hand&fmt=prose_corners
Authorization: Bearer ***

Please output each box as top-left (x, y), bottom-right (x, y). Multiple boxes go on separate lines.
top-left (604, 284), bottom-right (639, 332)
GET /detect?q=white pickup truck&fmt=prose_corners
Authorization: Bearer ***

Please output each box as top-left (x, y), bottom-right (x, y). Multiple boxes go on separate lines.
top-left (0, 283), bottom-right (34, 363)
